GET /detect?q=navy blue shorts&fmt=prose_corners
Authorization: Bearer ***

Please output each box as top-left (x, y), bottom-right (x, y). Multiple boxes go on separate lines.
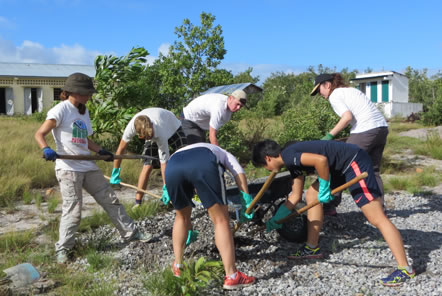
top-left (330, 150), bottom-right (381, 208)
top-left (165, 147), bottom-right (227, 210)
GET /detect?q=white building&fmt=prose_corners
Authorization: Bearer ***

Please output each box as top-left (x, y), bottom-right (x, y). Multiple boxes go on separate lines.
top-left (0, 63), bottom-right (95, 115)
top-left (350, 71), bottom-right (422, 118)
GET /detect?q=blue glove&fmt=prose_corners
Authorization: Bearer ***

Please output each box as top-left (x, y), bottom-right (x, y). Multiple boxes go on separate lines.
top-left (240, 191), bottom-right (254, 222)
top-left (161, 184), bottom-right (170, 205)
top-left (98, 149), bottom-right (114, 162)
top-left (110, 168), bottom-right (121, 184)
top-left (266, 204), bottom-right (291, 232)
top-left (321, 133), bottom-right (334, 140)
top-left (43, 147), bottom-right (57, 161)
top-left (185, 230), bottom-right (199, 247)
top-left (318, 176), bottom-right (333, 203)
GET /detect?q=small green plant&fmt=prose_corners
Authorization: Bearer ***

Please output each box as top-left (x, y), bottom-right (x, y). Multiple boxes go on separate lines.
top-left (78, 210), bottom-right (112, 233)
top-left (126, 200), bottom-right (164, 221)
top-left (144, 268), bottom-right (182, 296)
top-left (23, 191), bottom-right (33, 205)
top-left (384, 167), bottom-right (440, 194)
top-left (86, 250), bottom-right (116, 272)
top-left (34, 192), bottom-right (43, 208)
top-left (0, 231), bottom-right (35, 253)
top-left (179, 257), bottom-right (224, 295)
top-left (47, 196), bottom-right (59, 213)
top-left (414, 131), bottom-right (442, 160)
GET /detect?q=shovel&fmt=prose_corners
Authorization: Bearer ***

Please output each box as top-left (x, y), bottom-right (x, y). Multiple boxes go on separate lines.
top-left (55, 154), bottom-right (158, 161)
top-left (276, 172), bottom-right (368, 224)
top-left (103, 175), bottom-right (162, 200)
top-left (232, 170), bottom-right (279, 234)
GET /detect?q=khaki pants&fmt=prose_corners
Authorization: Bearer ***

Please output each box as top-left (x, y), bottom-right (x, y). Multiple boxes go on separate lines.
top-left (55, 169), bottom-right (136, 252)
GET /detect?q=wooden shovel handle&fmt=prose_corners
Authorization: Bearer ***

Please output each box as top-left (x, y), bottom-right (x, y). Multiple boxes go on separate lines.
top-left (233, 170), bottom-right (279, 234)
top-left (276, 172), bottom-right (368, 224)
top-left (56, 154), bottom-right (154, 161)
top-left (104, 175), bottom-right (162, 200)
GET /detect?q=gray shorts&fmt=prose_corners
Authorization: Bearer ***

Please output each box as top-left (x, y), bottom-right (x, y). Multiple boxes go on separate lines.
top-left (142, 127), bottom-right (187, 167)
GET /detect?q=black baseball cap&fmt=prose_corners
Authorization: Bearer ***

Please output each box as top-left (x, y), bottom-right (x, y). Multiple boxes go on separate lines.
top-left (310, 73), bottom-right (333, 96)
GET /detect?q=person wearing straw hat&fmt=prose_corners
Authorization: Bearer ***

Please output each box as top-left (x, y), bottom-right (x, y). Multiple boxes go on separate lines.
top-left (110, 108), bottom-right (187, 207)
top-left (311, 73), bottom-right (388, 216)
top-left (181, 89), bottom-right (247, 146)
top-left (34, 73), bottom-right (152, 264)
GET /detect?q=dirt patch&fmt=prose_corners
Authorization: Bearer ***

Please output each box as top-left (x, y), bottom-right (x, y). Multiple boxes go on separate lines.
top-left (398, 126), bottom-right (442, 139)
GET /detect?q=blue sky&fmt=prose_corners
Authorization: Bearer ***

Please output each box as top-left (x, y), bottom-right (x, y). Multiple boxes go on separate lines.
top-left (0, 0), bottom-right (441, 83)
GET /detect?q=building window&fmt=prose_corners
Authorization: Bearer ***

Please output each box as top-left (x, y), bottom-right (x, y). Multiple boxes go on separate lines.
top-left (359, 83), bottom-right (366, 94)
top-left (382, 81), bottom-right (389, 102)
top-left (54, 88), bottom-right (62, 101)
top-left (370, 81), bottom-right (378, 103)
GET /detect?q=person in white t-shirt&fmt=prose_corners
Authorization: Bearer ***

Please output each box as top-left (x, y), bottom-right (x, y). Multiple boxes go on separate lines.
top-left (311, 73), bottom-right (389, 215)
top-left (164, 143), bottom-right (255, 289)
top-left (34, 73), bottom-right (151, 264)
top-left (181, 89), bottom-right (247, 146)
top-left (110, 108), bottom-right (187, 206)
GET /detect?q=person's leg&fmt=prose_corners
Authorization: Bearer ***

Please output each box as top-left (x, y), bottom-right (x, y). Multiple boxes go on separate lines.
top-left (360, 199), bottom-right (409, 267)
top-left (305, 182), bottom-right (323, 247)
top-left (207, 204), bottom-right (236, 275)
top-left (83, 170), bottom-right (136, 240)
top-left (136, 164), bottom-right (153, 204)
top-left (55, 170), bottom-right (84, 253)
top-left (172, 206), bottom-right (192, 265)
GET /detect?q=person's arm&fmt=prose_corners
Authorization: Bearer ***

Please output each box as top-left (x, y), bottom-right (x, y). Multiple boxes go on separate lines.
top-left (113, 139), bottom-right (129, 169)
top-left (299, 153), bottom-right (329, 181)
top-left (234, 173), bottom-right (249, 194)
top-left (34, 119), bottom-right (56, 149)
top-left (209, 126), bottom-right (218, 146)
top-left (285, 175), bottom-right (305, 210)
top-left (329, 111), bottom-right (353, 137)
top-left (160, 162), bottom-right (167, 184)
top-left (87, 138), bottom-right (102, 153)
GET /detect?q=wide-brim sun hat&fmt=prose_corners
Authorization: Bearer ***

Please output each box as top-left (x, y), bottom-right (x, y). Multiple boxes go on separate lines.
top-left (310, 73), bottom-right (333, 96)
top-left (62, 72), bottom-right (96, 95)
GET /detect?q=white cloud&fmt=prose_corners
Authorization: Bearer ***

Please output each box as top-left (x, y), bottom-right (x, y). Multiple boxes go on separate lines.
top-left (158, 43), bottom-right (170, 56)
top-left (0, 37), bottom-right (102, 65)
top-left (0, 16), bottom-right (15, 29)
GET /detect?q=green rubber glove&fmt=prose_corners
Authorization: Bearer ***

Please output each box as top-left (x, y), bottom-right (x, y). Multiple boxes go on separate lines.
top-left (318, 176), bottom-right (333, 203)
top-left (110, 168), bottom-right (121, 184)
top-left (185, 230), bottom-right (199, 246)
top-left (161, 184), bottom-right (170, 205)
top-left (240, 191), bottom-right (254, 222)
top-left (265, 204), bottom-right (291, 232)
top-left (321, 133), bottom-right (334, 140)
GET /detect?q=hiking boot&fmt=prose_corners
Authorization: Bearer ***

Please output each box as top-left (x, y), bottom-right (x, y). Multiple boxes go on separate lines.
top-left (223, 271), bottom-right (256, 290)
top-left (172, 262), bottom-right (182, 278)
top-left (127, 230), bottom-right (153, 243)
top-left (287, 243), bottom-right (323, 259)
top-left (380, 268), bottom-right (415, 287)
top-left (56, 250), bottom-right (69, 264)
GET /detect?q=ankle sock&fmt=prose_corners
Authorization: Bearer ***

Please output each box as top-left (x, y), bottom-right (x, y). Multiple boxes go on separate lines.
top-left (135, 199), bottom-right (142, 205)
top-left (228, 272), bottom-right (237, 279)
top-left (174, 262), bottom-right (183, 268)
top-left (306, 243), bottom-right (318, 249)
top-left (399, 266), bottom-right (414, 274)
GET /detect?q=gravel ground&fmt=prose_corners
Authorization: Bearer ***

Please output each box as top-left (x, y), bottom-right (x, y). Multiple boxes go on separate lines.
top-left (67, 186), bottom-right (442, 296)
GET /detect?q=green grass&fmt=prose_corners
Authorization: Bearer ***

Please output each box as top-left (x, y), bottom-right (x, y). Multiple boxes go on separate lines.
top-left (86, 250), bottom-right (117, 272)
top-left (384, 166), bottom-right (440, 194)
top-left (414, 131), bottom-right (442, 160)
top-left (126, 199), bottom-right (166, 220)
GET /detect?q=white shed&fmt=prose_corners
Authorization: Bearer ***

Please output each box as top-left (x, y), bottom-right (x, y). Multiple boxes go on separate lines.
top-left (350, 71), bottom-right (422, 118)
top-left (0, 63), bottom-right (95, 115)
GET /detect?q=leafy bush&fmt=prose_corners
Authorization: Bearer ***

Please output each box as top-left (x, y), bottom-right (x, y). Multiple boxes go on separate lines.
top-left (277, 98), bottom-right (347, 146)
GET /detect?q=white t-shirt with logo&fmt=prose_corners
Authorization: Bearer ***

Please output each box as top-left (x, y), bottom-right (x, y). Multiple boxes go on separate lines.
top-left (183, 94), bottom-right (232, 130)
top-left (173, 143), bottom-right (244, 176)
top-left (329, 87), bottom-right (388, 134)
top-left (122, 108), bottom-right (181, 163)
top-left (46, 100), bottom-right (98, 172)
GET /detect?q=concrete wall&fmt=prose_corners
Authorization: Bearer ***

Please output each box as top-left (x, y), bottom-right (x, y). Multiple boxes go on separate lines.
top-left (391, 74), bottom-right (408, 102)
top-left (378, 102), bottom-right (423, 118)
top-left (0, 77), bottom-right (64, 115)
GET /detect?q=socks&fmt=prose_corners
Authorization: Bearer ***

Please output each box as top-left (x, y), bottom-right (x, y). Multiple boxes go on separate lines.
top-left (306, 243), bottom-right (318, 249)
top-left (228, 272), bottom-right (237, 279)
top-left (135, 199), bottom-right (142, 205)
top-left (174, 262), bottom-right (183, 268)
top-left (399, 266), bottom-right (414, 274)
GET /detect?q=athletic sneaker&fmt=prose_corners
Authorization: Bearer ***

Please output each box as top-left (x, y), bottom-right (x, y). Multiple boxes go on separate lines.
top-left (287, 243), bottom-right (323, 259)
top-left (127, 230), bottom-right (153, 243)
top-left (172, 262), bottom-right (182, 278)
top-left (380, 268), bottom-right (415, 287)
top-left (56, 249), bottom-right (69, 264)
top-left (223, 271), bottom-right (256, 290)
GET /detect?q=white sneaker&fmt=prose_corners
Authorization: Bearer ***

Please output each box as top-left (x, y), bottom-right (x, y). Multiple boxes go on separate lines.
top-left (127, 231), bottom-right (153, 243)
top-left (56, 250), bottom-right (69, 264)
